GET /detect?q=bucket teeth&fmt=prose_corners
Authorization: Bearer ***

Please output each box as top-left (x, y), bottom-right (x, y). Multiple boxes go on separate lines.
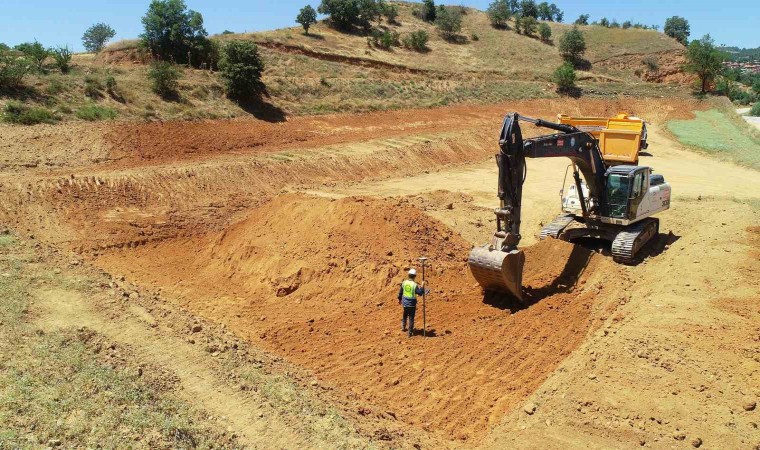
top-left (467, 246), bottom-right (525, 300)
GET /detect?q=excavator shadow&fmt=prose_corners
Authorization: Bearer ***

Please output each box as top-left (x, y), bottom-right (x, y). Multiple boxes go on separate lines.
top-left (482, 244), bottom-right (594, 313)
top-left (630, 231), bottom-right (681, 263)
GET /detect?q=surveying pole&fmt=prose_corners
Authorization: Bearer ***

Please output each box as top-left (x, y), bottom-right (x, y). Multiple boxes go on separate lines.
top-left (418, 257), bottom-right (429, 337)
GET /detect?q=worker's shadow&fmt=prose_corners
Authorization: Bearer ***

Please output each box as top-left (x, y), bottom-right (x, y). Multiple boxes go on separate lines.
top-left (482, 244), bottom-right (594, 312)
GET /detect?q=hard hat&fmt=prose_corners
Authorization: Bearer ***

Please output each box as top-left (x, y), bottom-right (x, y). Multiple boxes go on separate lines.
top-left (408, 268), bottom-right (417, 276)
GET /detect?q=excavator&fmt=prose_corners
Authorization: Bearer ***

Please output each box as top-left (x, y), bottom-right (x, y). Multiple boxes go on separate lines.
top-left (468, 112), bottom-right (671, 300)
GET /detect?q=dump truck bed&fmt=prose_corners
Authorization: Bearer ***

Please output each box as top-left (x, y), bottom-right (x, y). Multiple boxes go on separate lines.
top-left (558, 114), bottom-right (647, 165)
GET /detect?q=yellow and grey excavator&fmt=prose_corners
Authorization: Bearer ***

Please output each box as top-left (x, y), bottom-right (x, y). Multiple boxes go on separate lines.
top-left (468, 113), bottom-right (671, 300)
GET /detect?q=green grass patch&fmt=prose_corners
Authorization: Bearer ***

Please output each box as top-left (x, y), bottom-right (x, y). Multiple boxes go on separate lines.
top-left (667, 109), bottom-right (760, 170)
top-left (75, 104), bottom-right (118, 121)
top-left (2, 102), bottom-right (59, 125)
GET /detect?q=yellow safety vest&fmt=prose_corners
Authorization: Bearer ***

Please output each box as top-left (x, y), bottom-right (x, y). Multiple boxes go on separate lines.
top-left (401, 279), bottom-right (417, 299)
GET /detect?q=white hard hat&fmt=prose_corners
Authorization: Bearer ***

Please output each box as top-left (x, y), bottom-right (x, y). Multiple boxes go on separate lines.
top-left (408, 268), bottom-right (417, 276)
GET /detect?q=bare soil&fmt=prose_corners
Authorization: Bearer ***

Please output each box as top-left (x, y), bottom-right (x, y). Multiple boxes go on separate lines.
top-left (1, 97), bottom-right (757, 448)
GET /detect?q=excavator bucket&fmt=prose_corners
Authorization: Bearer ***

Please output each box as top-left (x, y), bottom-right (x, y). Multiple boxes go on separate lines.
top-left (468, 246), bottom-right (525, 300)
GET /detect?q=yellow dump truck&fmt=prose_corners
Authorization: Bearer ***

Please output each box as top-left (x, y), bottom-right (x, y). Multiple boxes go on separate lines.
top-left (558, 114), bottom-right (648, 165)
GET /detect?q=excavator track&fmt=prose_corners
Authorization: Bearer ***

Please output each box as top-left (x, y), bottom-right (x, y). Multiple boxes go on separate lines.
top-left (539, 214), bottom-right (576, 240)
top-left (611, 218), bottom-right (659, 264)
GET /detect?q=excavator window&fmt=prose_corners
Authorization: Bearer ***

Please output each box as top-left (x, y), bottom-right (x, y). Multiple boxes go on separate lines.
top-left (607, 174), bottom-right (630, 218)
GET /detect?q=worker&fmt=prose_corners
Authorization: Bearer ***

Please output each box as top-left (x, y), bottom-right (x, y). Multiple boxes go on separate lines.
top-left (398, 268), bottom-right (426, 338)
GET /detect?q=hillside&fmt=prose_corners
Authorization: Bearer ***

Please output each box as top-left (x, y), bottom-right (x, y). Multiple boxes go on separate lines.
top-left (2, 2), bottom-right (691, 123)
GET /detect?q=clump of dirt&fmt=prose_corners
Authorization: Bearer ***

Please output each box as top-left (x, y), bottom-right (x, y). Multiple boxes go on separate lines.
top-left (94, 193), bottom-right (615, 441)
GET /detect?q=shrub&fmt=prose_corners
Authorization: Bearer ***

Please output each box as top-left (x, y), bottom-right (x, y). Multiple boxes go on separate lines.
top-left (622, 20), bottom-right (632, 29)
top-left (0, 53), bottom-right (31, 89)
top-left (435, 6), bottom-right (462, 40)
top-left (664, 16), bottom-right (690, 45)
top-left (82, 23), bottom-right (116, 53)
top-left (15, 41), bottom-right (48, 72)
top-left (296, 5), bottom-right (318, 34)
top-left (552, 62), bottom-right (576, 92)
top-left (750, 102), bottom-right (760, 117)
top-left (219, 41), bottom-right (265, 101)
top-left (140, 0), bottom-right (210, 66)
top-left (372, 29), bottom-right (400, 49)
top-left (84, 75), bottom-right (104, 98)
top-left (599, 17), bottom-right (609, 27)
top-left (3, 102), bottom-right (59, 125)
top-left (76, 104), bottom-right (118, 121)
top-left (538, 23), bottom-right (551, 41)
top-left (52, 46), bottom-right (72, 73)
top-left (521, 16), bottom-right (537, 36)
top-left (402, 30), bottom-right (429, 51)
top-left (642, 56), bottom-right (659, 72)
top-left (471, 33), bottom-right (479, 41)
top-left (148, 61), bottom-right (182, 98)
top-left (487, 0), bottom-right (511, 28)
top-left (383, 3), bottom-right (399, 23)
top-left (559, 25), bottom-right (586, 65)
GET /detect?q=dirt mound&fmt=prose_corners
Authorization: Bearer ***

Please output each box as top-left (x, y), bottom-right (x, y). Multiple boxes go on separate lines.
top-left (94, 193), bottom-right (614, 441)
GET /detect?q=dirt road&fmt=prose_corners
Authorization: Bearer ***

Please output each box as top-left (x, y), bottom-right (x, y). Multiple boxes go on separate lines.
top-left (1, 98), bottom-right (758, 448)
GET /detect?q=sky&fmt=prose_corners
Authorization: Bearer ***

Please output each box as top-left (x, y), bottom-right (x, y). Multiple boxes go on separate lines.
top-left (0, 0), bottom-right (757, 52)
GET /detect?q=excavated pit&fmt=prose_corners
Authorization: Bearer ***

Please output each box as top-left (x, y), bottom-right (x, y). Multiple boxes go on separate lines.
top-left (93, 193), bottom-right (615, 440)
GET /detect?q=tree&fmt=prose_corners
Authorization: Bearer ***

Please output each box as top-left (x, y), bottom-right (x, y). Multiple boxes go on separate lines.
top-left (521, 16), bottom-right (537, 36)
top-left (51, 46), bottom-right (72, 73)
top-left (537, 2), bottom-right (552, 20)
top-left (296, 5), bottom-right (318, 34)
top-left (140, 0), bottom-right (209, 65)
top-left (664, 16), bottom-right (689, 45)
top-left (421, 0), bottom-right (436, 22)
top-left (685, 34), bottom-right (726, 93)
top-left (574, 14), bottom-right (589, 25)
top-left (622, 20), bottom-right (632, 29)
top-left (549, 3), bottom-right (563, 22)
top-left (219, 40), bottom-right (265, 100)
top-left (15, 41), bottom-right (48, 73)
top-left (599, 17), bottom-right (609, 27)
top-left (552, 62), bottom-right (576, 93)
top-left (559, 26), bottom-right (586, 65)
top-left (519, 0), bottom-right (538, 18)
top-left (487, 0), bottom-right (511, 28)
top-left (435, 6), bottom-right (462, 40)
top-left (82, 23), bottom-right (116, 53)
top-left (0, 52), bottom-right (32, 89)
top-left (539, 23), bottom-right (552, 42)
top-left (148, 61), bottom-right (182, 98)
top-left (317, 0), bottom-right (381, 31)
top-left (610, 20), bottom-right (620, 28)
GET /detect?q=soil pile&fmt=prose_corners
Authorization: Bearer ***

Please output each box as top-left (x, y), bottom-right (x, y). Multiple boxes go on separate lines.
top-left (95, 193), bottom-right (613, 440)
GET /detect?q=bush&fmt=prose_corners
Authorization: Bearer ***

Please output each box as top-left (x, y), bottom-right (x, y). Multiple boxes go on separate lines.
top-left (642, 56), bottom-right (659, 72)
top-left (402, 30), bottom-right (429, 51)
top-left (148, 61), bottom-right (182, 98)
top-left (471, 33), bottom-right (479, 41)
top-left (15, 41), bottom-right (48, 72)
top-left (0, 53), bottom-right (31, 89)
top-left (559, 25), bottom-right (586, 65)
top-left (219, 41), bottom-right (265, 101)
top-left (552, 62), bottom-right (576, 92)
top-left (487, 0), bottom-right (511, 28)
top-left (383, 3), bottom-right (399, 23)
top-left (574, 14), bottom-right (589, 25)
top-left (52, 46), bottom-right (72, 73)
top-left (296, 5), bottom-right (318, 34)
top-left (538, 23), bottom-right (551, 41)
top-left (82, 23), bottom-right (116, 53)
top-left (84, 75), bottom-right (104, 98)
top-left (3, 102), bottom-right (59, 125)
top-left (521, 16), bottom-right (537, 36)
top-left (76, 104), bottom-right (118, 121)
top-left (750, 102), bottom-right (760, 117)
top-left (435, 6), bottom-right (462, 40)
top-left (371, 29), bottom-right (400, 50)
top-left (140, 0), bottom-right (210, 66)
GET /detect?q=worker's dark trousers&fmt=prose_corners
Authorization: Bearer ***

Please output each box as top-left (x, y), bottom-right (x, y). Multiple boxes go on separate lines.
top-left (402, 307), bottom-right (416, 336)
